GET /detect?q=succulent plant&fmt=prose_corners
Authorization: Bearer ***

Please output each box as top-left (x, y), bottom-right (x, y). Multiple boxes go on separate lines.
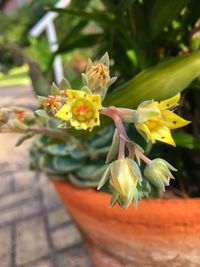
top-left (30, 125), bottom-right (115, 188)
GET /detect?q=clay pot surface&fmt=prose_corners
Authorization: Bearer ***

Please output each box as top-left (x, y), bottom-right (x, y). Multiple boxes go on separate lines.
top-left (53, 180), bottom-right (200, 267)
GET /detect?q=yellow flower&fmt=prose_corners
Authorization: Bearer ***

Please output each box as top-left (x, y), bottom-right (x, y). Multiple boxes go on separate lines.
top-left (135, 93), bottom-right (190, 146)
top-left (56, 90), bottom-right (102, 131)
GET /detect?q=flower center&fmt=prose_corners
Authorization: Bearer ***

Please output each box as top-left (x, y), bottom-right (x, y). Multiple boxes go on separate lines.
top-left (71, 99), bottom-right (95, 122)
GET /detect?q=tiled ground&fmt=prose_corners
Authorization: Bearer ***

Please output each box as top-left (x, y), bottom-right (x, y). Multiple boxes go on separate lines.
top-left (0, 162), bottom-right (93, 267)
top-left (0, 85), bottom-right (93, 267)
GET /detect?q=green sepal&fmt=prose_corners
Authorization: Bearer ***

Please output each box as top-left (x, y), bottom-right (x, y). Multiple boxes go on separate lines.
top-left (99, 52), bottom-right (109, 67)
top-left (51, 82), bottom-right (60, 96)
top-left (97, 164), bottom-right (110, 190)
top-left (86, 58), bottom-right (93, 72)
top-left (13, 119), bottom-right (28, 130)
top-left (106, 129), bottom-right (119, 163)
top-left (109, 190), bottom-right (120, 207)
top-left (35, 109), bottom-right (49, 120)
top-left (59, 77), bottom-right (71, 90)
top-left (37, 96), bottom-right (47, 106)
top-left (81, 73), bottom-right (89, 86)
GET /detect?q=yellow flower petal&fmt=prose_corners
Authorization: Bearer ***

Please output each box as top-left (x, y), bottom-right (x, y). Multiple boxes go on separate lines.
top-left (56, 89), bottom-right (102, 131)
top-left (67, 89), bottom-right (85, 100)
top-left (151, 126), bottom-right (176, 146)
top-left (162, 110), bottom-right (190, 129)
top-left (135, 123), bottom-right (153, 142)
top-left (158, 93), bottom-right (180, 110)
top-left (56, 105), bottom-right (72, 120)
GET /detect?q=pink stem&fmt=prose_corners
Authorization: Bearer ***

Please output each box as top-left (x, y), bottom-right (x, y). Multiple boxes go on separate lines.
top-left (118, 139), bottom-right (125, 159)
top-left (101, 107), bottom-right (152, 165)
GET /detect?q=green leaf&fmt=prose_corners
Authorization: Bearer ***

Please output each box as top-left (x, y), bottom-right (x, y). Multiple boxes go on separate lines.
top-left (104, 51), bottom-right (200, 109)
top-left (39, 154), bottom-right (58, 174)
top-left (44, 143), bottom-right (69, 156)
top-left (76, 163), bottom-right (106, 180)
top-left (149, 0), bottom-right (189, 38)
top-left (57, 33), bottom-right (104, 54)
top-left (58, 21), bottom-right (88, 54)
top-left (53, 156), bottom-right (84, 172)
top-left (48, 8), bottom-right (115, 23)
top-left (68, 173), bottom-right (99, 188)
top-left (174, 132), bottom-right (200, 150)
top-left (15, 133), bottom-right (34, 147)
top-left (68, 149), bottom-right (87, 160)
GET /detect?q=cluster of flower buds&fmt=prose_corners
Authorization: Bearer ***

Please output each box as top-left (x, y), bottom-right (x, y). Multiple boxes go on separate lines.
top-left (0, 107), bottom-right (36, 130)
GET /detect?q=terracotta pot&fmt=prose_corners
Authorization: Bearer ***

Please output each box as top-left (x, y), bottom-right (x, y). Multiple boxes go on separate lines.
top-left (53, 180), bottom-right (200, 267)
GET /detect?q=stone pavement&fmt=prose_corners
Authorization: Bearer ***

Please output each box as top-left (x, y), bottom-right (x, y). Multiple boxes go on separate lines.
top-left (0, 85), bottom-right (93, 267)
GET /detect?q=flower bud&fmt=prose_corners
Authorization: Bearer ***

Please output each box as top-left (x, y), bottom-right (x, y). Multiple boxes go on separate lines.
top-left (109, 158), bottom-right (142, 203)
top-left (44, 96), bottom-right (63, 116)
top-left (144, 158), bottom-right (177, 191)
top-left (83, 53), bottom-right (117, 100)
top-left (0, 108), bottom-right (9, 124)
top-left (86, 63), bottom-right (110, 92)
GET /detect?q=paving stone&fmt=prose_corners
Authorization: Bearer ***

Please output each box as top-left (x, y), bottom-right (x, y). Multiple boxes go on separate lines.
top-left (48, 206), bottom-right (71, 228)
top-left (24, 260), bottom-right (54, 267)
top-left (0, 85), bottom-right (88, 267)
top-left (42, 182), bottom-right (61, 210)
top-left (52, 224), bottom-right (82, 250)
top-left (0, 226), bottom-right (12, 267)
top-left (16, 217), bottom-right (49, 265)
top-left (0, 162), bottom-right (22, 174)
top-left (0, 188), bottom-right (38, 210)
top-left (38, 173), bottom-right (50, 185)
top-left (0, 199), bottom-right (41, 226)
top-left (0, 173), bottom-right (13, 196)
top-left (56, 247), bottom-right (93, 267)
top-left (14, 170), bottom-right (36, 190)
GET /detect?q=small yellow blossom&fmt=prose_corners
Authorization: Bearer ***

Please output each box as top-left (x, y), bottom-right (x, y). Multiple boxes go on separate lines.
top-left (56, 90), bottom-right (102, 131)
top-left (135, 93), bottom-right (190, 146)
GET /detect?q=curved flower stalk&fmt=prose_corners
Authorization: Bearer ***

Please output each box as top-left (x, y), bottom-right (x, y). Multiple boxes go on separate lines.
top-left (0, 53), bottom-right (191, 209)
